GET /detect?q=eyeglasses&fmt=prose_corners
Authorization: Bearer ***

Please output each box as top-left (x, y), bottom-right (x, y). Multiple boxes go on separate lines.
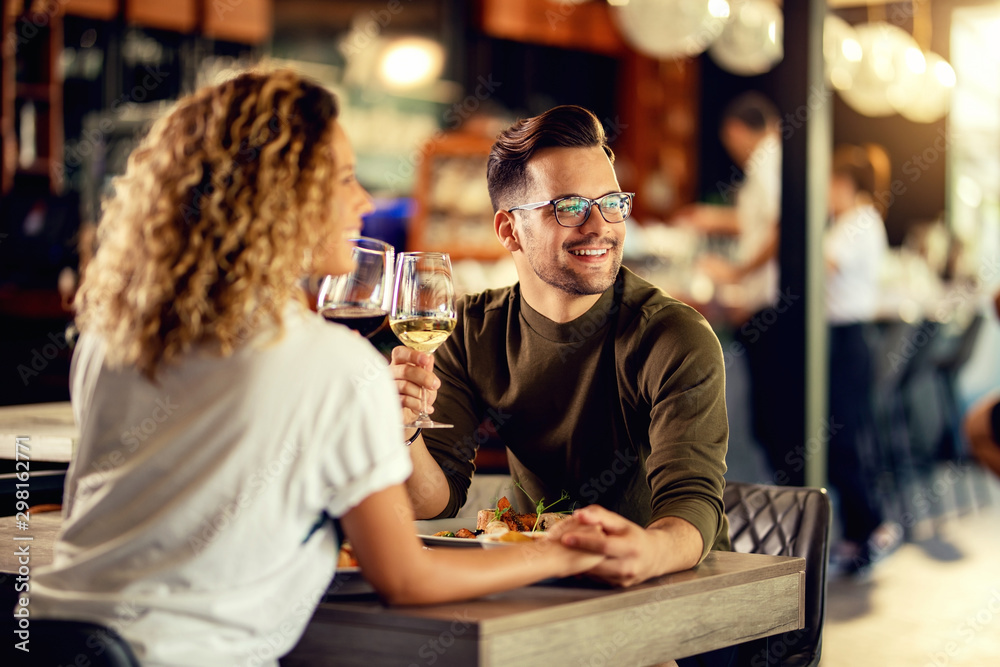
top-left (508, 192), bottom-right (635, 228)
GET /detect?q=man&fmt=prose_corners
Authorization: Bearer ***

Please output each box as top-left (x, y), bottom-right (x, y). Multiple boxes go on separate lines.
top-left (674, 92), bottom-right (797, 485)
top-left (392, 105), bottom-right (730, 587)
top-left (676, 92), bottom-right (781, 309)
top-left (825, 145), bottom-right (899, 572)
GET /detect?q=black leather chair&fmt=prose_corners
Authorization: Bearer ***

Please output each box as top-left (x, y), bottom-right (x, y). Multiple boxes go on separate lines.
top-left (724, 482), bottom-right (831, 667)
top-left (16, 619), bottom-right (140, 666)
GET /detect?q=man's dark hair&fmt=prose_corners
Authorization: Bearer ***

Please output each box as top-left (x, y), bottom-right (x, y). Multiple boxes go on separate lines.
top-left (721, 91), bottom-right (779, 132)
top-left (487, 105), bottom-right (614, 213)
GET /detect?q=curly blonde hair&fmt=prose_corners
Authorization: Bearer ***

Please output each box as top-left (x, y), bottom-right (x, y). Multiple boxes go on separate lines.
top-left (75, 69), bottom-right (338, 379)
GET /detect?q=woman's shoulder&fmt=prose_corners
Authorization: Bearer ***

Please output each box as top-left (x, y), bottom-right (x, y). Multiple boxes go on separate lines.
top-left (281, 307), bottom-right (388, 374)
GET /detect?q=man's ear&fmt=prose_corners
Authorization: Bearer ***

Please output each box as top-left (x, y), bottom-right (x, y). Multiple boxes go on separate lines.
top-left (495, 209), bottom-right (521, 252)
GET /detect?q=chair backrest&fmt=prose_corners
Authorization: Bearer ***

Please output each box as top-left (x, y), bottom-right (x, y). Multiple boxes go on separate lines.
top-left (24, 619), bottom-right (140, 666)
top-left (724, 481), bottom-right (831, 667)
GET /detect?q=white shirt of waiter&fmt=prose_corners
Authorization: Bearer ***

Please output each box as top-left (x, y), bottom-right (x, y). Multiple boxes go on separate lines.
top-left (824, 202), bottom-right (888, 324)
top-left (735, 132), bottom-right (782, 315)
top-left (31, 304), bottom-right (411, 667)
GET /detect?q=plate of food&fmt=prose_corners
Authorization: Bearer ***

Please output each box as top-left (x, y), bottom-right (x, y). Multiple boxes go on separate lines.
top-left (325, 543), bottom-right (374, 598)
top-left (414, 518), bottom-right (483, 548)
top-left (415, 496), bottom-right (568, 548)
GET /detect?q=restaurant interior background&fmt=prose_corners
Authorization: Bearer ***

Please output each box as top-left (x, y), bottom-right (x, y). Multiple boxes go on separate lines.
top-left (1, 0), bottom-right (1000, 662)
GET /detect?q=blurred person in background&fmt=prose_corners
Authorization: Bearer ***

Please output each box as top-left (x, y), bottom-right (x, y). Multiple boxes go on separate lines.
top-left (825, 144), bottom-right (901, 573)
top-left (963, 289), bottom-right (1000, 478)
top-left (674, 92), bottom-right (797, 485)
top-left (30, 69), bottom-right (606, 667)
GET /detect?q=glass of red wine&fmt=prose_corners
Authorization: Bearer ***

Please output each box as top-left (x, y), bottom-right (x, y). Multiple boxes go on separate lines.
top-left (317, 237), bottom-right (394, 339)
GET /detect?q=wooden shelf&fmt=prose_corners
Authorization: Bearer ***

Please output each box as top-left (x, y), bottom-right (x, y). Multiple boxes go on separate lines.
top-left (17, 158), bottom-right (54, 176)
top-left (618, 53), bottom-right (700, 220)
top-left (409, 131), bottom-right (506, 262)
top-left (1, 5), bottom-right (13, 194)
top-left (14, 82), bottom-right (55, 101)
top-left (415, 244), bottom-right (505, 262)
top-left (1, 7), bottom-right (63, 195)
top-left (125, 0), bottom-right (198, 33)
top-left (203, 0), bottom-right (272, 44)
top-left (64, 0), bottom-right (118, 20)
top-left (480, 0), bottom-right (625, 56)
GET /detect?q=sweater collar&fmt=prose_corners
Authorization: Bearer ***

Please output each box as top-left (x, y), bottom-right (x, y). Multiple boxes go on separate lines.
top-left (516, 273), bottom-right (619, 343)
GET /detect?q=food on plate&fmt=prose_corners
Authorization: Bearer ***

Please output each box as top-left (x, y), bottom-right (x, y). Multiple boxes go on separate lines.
top-left (476, 496), bottom-right (567, 533)
top-left (432, 528), bottom-right (477, 539)
top-left (495, 531), bottom-right (536, 543)
top-left (418, 494), bottom-right (569, 545)
top-left (337, 542), bottom-right (358, 568)
top-left (481, 520), bottom-right (511, 536)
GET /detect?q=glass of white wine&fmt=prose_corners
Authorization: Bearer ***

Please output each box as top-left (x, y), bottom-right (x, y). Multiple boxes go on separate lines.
top-left (390, 252), bottom-right (457, 429)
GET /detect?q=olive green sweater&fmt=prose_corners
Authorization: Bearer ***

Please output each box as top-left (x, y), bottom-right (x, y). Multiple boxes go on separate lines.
top-left (424, 267), bottom-right (731, 557)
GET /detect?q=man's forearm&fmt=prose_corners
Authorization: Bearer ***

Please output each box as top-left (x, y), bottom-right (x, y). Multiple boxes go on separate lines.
top-left (646, 516), bottom-right (705, 575)
top-left (404, 434), bottom-right (453, 519)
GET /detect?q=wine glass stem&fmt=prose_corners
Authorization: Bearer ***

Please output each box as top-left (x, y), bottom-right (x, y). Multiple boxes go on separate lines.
top-left (420, 386), bottom-right (430, 420)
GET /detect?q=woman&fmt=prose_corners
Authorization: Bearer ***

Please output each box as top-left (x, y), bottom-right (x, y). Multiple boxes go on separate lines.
top-left (825, 144), bottom-right (900, 573)
top-left (32, 69), bottom-right (603, 666)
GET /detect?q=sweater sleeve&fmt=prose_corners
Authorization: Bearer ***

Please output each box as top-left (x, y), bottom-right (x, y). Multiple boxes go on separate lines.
top-left (637, 303), bottom-right (730, 560)
top-left (420, 297), bottom-right (486, 518)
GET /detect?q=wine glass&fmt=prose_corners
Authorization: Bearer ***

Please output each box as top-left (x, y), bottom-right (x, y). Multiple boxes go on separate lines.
top-left (390, 252), bottom-right (457, 429)
top-left (317, 237), bottom-right (394, 339)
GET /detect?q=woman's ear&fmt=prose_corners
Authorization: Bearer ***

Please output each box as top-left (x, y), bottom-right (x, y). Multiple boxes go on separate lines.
top-left (495, 209), bottom-right (521, 253)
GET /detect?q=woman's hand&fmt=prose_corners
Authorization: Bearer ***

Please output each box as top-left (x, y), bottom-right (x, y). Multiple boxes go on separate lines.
top-left (388, 346), bottom-right (439, 425)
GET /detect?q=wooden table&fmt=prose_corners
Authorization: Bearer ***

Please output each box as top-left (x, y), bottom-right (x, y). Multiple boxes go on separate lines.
top-left (0, 511), bottom-right (61, 571)
top-left (1, 515), bottom-right (805, 666)
top-left (0, 401), bottom-right (76, 462)
top-left (284, 551), bottom-right (805, 666)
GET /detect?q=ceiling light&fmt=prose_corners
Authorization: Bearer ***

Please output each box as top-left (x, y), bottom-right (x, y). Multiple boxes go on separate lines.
top-left (378, 37), bottom-right (444, 90)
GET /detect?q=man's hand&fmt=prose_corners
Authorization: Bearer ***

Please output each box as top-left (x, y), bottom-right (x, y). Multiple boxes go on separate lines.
top-left (389, 346), bottom-right (440, 424)
top-left (555, 505), bottom-right (704, 587)
top-left (388, 346), bottom-right (451, 518)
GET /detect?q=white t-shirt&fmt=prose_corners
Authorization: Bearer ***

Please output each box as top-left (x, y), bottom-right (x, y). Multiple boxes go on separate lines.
top-left (31, 303), bottom-right (411, 666)
top-left (824, 203), bottom-right (888, 324)
top-left (736, 133), bottom-right (782, 314)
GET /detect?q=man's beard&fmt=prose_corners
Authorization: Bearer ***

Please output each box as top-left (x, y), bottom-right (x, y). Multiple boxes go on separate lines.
top-left (522, 228), bottom-right (622, 296)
